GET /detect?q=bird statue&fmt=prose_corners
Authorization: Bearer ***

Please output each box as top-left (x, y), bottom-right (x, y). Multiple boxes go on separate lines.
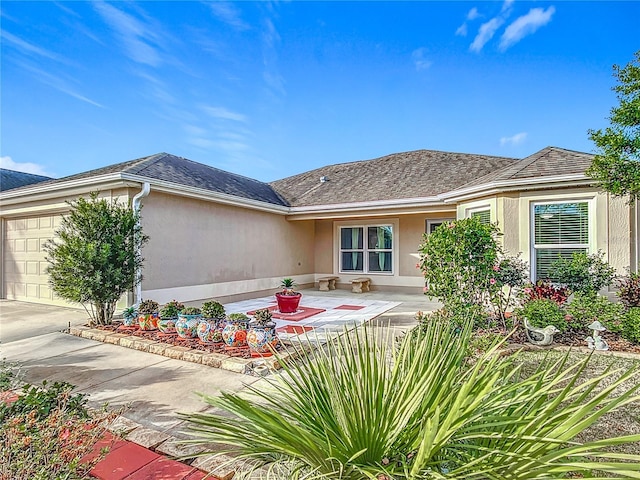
top-left (524, 318), bottom-right (560, 346)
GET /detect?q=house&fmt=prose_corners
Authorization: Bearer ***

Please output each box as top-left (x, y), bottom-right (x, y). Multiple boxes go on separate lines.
top-left (0, 147), bottom-right (636, 307)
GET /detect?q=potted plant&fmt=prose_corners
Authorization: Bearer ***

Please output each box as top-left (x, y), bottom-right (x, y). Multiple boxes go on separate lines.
top-left (137, 299), bottom-right (159, 331)
top-left (198, 300), bottom-right (226, 344)
top-left (122, 306), bottom-right (137, 327)
top-left (247, 308), bottom-right (278, 356)
top-left (222, 312), bottom-right (250, 348)
top-left (158, 300), bottom-right (184, 334)
top-left (176, 306), bottom-right (202, 339)
top-left (275, 278), bottom-right (302, 313)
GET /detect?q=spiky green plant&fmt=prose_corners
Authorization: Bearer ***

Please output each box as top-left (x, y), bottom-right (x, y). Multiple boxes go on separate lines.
top-left (181, 321), bottom-right (640, 479)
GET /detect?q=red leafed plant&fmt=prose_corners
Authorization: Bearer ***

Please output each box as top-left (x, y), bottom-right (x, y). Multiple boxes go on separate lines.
top-left (522, 280), bottom-right (569, 306)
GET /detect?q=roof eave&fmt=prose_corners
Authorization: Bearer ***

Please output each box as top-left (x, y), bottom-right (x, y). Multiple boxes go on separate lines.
top-left (120, 174), bottom-right (290, 214)
top-left (440, 174), bottom-right (593, 203)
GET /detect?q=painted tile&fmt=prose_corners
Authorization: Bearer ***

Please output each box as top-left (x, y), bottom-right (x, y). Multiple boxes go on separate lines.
top-left (91, 441), bottom-right (160, 480)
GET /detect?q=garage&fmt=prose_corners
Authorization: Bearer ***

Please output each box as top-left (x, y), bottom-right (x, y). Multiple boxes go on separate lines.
top-left (2, 213), bottom-right (70, 306)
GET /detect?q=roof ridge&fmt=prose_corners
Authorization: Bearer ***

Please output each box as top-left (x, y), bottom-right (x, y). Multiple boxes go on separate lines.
top-left (271, 148), bottom-right (518, 184)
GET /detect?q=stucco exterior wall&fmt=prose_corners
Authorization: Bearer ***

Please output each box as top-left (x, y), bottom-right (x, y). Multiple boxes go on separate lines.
top-left (607, 194), bottom-right (631, 274)
top-left (498, 194), bottom-right (520, 255)
top-left (140, 191), bottom-right (315, 302)
top-left (314, 219), bottom-right (333, 274)
top-left (307, 212), bottom-right (455, 290)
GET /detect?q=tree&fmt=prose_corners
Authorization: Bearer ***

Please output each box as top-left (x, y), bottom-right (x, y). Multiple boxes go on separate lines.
top-left (44, 193), bottom-right (148, 325)
top-left (587, 50), bottom-right (640, 199)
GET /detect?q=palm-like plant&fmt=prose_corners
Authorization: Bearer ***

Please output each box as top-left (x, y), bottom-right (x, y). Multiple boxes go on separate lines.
top-left (181, 320), bottom-right (640, 479)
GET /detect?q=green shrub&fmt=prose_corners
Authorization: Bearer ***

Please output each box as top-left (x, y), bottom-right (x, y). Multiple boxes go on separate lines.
top-left (201, 300), bottom-right (225, 319)
top-left (159, 300), bottom-right (184, 318)
top-left (549, 250), bottom-right (616, 296)
top-left (516, 298), bottom-right (568, 332)
top-left (617, 307), bottom-right (640, 344)
top-left (617, 271), bottom-right (640, 308)
top-left (44, 192), bottom-right (149, 325)
top-left (181, 320), bottom-right (640, 479)
top-left (0, 372), bottom-right (117, 480)
top-left (566, 293), bottom-right (623, 332)
top-left (419, 218), bottom-right (501, 314)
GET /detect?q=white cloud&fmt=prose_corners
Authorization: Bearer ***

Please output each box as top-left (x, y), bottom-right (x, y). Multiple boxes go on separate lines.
top-left (18, 62), bottom-right (104, 108)
top-left (467, 7), bottom-right (480, 20)
top-left (500, 6), bottom-right (556, 51)
top-left (0, 156), bottom-right (54, 177)
top-left (201, 106), bottom-right (247, 123)
top-left (501, 0), bottom-right (515, 14)
top-left (208, 1), bottom-right (250, 31)
top-left (470, 17), bottom-right (505, 52)
top-left (456, 7), bottom-right (481, 37)
top-left (1, 30), bottom-right (65, 62)
top-left (93, 1), bottom-right (163, 67)
top-left (411, 48), bottom-right (433, 71)
top-left (455, 23), bottom-right (468, 37)
top-left (500, 132), bottom-right (528, 146)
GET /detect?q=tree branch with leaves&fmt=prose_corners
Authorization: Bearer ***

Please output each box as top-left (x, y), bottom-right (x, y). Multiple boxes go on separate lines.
top-left (587, 50), bottom-right (640, 199)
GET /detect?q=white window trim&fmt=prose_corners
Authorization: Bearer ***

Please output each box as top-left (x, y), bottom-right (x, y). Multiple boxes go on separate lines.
top-left (426, 218), bottom-right (455, 234)
top-left (466, 206), bottom-right (491, 222)
top-left (529, 199), bottom-right (596, 280)
top-left (334, 219), bottom-right (399, 276)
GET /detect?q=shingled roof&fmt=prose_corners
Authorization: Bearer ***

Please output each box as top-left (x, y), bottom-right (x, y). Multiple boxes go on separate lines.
top-left (269, 149), bottom-right (517, 207)
top-left (458, 146), bottom-right (594, 190)
top-left (0, 168), bottom-right (52, 192)
top-left (16, 153), bottom-right (289, 206)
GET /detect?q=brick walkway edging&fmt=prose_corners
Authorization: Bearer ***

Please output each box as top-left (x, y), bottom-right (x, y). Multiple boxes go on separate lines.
top-left (68, 325), bottom-right (285, 374)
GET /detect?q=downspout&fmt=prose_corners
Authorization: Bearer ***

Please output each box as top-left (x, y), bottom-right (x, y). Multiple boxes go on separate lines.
top-left (132, 183), bottom-right (151, 304)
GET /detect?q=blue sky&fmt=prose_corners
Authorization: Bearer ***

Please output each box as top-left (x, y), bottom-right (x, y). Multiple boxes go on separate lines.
top-left (1, 1), bottom-right (639, 182)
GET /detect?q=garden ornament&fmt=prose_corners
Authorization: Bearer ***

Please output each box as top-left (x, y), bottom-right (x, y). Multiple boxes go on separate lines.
top-left (524, 318), bottom-right (559, 346)
top-left (586, 320), bottom-right (609, 351)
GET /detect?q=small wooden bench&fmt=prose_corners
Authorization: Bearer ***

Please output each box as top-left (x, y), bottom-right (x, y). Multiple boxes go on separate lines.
top-left (318, 276), bottom-right (339, 291)
top-left (351, 277), bottom-right (371, 293)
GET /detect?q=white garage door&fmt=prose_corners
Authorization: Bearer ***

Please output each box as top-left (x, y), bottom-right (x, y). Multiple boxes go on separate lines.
top-left (3, 214), bottom-right (71, 306)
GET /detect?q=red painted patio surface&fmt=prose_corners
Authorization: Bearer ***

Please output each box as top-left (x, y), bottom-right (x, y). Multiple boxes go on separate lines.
top-left (276, 324), bottom-right (315, 335)
top-left (247, 305), bottom-right (325, 321)
top-left (335, 304), bottom-right (365, 310)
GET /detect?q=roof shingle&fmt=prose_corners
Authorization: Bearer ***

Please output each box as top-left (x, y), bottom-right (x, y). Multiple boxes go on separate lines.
top-left (269, 149), bottom-right (517, 206)
top-left (0, 169), bottom-right (52, 192)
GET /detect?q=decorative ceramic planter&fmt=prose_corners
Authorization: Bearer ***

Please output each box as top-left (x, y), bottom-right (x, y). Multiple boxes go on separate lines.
top-left (176, 313), bottom-right (202, 338)
top-left (158, 316), bottom-right (177, 334)
top-left (138, 313), bottom-right (158, 331)
top-left (247, 323), bottom-right (278, 356)
top-left (123, 315), bottom-right (137, 327)
top-left (222, 318), bottom-right (250, 348)
top-left (275, 293), bottom-right (302, 313)
top-left (197, 318), bottom-right (224, 344)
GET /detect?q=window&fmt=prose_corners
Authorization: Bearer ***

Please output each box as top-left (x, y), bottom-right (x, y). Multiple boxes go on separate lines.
top-left (340, 225), bottom-right (393, 273)
top-left (470, 209), bottom-right (491, 224)
top-left (426, 219), bottom-right (454, 234)
top-left (532, 202), bottom-right (589, 280)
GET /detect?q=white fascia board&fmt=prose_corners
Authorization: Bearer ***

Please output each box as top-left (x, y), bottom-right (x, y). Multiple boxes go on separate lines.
top-left (120, 174), bottom-right (290, 215)
top-left (0, 173), bottom-right (129, 206)
top-left (439, 174), bottom-right (593, 203)
top-left (287, 196), bottom-right (443, 215)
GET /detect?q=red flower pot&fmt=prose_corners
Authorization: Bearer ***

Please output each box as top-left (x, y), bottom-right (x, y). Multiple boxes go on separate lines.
top-left (275, 292), bottom-right (302, 313)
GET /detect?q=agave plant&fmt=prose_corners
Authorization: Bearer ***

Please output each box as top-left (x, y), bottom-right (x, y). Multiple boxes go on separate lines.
top-left (181, 320), bottom-right (640, 479)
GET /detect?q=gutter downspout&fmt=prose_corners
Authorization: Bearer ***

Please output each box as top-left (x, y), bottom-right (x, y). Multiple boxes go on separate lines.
top-left (132, 183), bottom-right (151, 304)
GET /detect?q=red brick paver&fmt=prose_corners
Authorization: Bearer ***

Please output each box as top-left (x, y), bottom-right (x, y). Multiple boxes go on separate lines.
top-left (91, 441), bottom-right (160, 480)
top-left (124, 457), bottom-right (197, 479)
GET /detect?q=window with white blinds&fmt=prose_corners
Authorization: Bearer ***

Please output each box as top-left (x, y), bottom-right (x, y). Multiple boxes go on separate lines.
top-left (533, 202), bottom-right (589, 280)
top-left (471, 209), bottom-right (491, 224)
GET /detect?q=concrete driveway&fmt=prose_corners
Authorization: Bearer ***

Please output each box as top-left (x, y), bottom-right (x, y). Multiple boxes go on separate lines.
top-left (0, 300), bottom-right (260, 436)
top-left (0, 300), bottom-right (89, 344)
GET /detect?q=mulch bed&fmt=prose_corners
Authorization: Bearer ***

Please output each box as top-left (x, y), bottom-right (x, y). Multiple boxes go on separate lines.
top-left (94, 322), bottom-right (284, 359)
top-left (503, 327), bottom-right (640, 354)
